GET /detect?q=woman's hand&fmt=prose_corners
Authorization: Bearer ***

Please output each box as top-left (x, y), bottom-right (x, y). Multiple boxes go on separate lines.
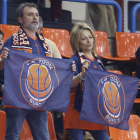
top-left (71, 60), bottom-right (90, 88)
top-left (81, 60), bottom-right (90, 78)
top-left (71, 61), bottom-right (76, 73)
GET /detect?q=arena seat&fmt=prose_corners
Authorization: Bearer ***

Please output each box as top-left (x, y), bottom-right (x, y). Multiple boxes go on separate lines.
top-left (47, 111), bottom-right (57, 140)
top-left (132, 71), bottom-right (137, 77)
top-left (63, 112), bottom-right (112, 140)
top-left (134, 98), bottom-right (140, 103)
top-left (0, 24), bottom-right (20, 43)
top-left (0, 24), bottom-right (73, 58)
top-left (62, 113), bottom-right (66, 140)
top-left (20, 119), bottom-right (33, 140)
top-left (94, 31), bottom-right (131, 61)
top-left (42, 28), bottom-right (73, 58)
top-left (108, 70), bottom-right (123, 75)
top-left (0, 111), bottom-right (6, 140)
top-left (109, 115), bottom-right (140, 140)
top-left (0, 110), bottom-right (56, 139)
top-left (20, 111), bottom-right (57, 140)
top-left (115, 32), bottom-right (140, 60)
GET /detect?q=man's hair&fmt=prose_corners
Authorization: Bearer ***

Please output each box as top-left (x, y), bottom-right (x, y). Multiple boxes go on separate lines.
top-left (38, 16), bottom-right (43, 29)
top-left (16, 2), bottom-right (38, 18)
top-left (0, 30), bottom-right (4, 37)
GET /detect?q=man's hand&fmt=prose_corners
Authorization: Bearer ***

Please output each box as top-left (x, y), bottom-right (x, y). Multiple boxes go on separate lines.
top-left (1, 85), bottom-right (4, 93)
top-left (1, 47), bottom-right (9, 60)
top-left (0, 47), bottom-right (9, 70)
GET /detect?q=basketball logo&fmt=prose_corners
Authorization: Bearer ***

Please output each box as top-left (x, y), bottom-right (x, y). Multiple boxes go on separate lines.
top-left (102, 82), bottom-right (121, 118)
top-left (20, 58), bottom-right (59, 108)
top-left (98, 75), bottom-right (125, 124)
top-left (26, 64), bottom-right (52, 99)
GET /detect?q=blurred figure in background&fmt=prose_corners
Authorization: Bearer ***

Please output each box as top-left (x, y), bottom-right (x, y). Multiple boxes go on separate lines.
top-left (50, 0), bottom-right (62, 22)
top-left (88, 4), bottom-right (116, 37)
top-left (36, 16), bottom-right (64, 140)
top-left (36, 16), bottom-right (62, 58)
top-left (0, 30), bottom-right (4, 106)
top-left (32, 0), bottom-right (62, 22)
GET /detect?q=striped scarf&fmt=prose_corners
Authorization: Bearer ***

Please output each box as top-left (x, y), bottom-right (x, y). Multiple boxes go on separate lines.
top-left (12, 27), bottom-right (51, 57)
top-left (78, 52), bottom-right (106, 71)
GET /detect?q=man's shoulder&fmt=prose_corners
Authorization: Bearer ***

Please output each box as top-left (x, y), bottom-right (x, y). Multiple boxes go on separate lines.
top-left (45, 38), bottom-right (56, 46)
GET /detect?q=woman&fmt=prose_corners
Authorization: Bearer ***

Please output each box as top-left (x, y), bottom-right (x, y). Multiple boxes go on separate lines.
top-left (65, 22), bottom-right (110, 140)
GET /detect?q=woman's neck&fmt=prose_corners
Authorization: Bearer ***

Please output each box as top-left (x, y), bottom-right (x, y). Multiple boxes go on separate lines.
top-left (83, 51), bottom-right (93, 59)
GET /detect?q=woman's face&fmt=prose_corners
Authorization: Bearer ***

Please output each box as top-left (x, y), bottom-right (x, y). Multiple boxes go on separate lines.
top-left (78, 29), bottom-right (94, 53)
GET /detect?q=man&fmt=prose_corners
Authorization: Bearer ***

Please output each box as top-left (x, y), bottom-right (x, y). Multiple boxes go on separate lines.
top-left (0, 2), bottom-right (76, 140)
top-left (36, 16), bottom-right (62, 58)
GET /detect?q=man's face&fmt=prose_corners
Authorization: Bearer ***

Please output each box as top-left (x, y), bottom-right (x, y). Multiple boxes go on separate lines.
top-left (20, 6), bottom-right (39, 31)
top-left (0, 34), bottom-right (4, 50)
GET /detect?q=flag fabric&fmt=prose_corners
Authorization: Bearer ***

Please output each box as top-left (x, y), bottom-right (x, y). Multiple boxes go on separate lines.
top-left (79, 67), bottom-right (139, 130)
top-left (2, 49), bottom-right (73, 112)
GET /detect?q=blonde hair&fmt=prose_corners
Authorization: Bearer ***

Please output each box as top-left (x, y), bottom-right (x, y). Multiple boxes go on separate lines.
top-left (70, 22), bottom-right (96, 54)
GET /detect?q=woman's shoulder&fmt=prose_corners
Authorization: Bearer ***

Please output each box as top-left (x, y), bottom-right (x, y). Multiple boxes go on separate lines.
top-left (93, 52), bottom-right (99, 58)
top-left (71, 53), bottom-right (79, 59)
top-left (93, 52), bottom-right (102, 61)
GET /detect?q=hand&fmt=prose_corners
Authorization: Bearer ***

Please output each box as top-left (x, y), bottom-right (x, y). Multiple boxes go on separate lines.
top-left (71, 61), bottom-right (76, 73)
top-left (1, 47), bottom-right (9, 61)
top-left (1, 85), bottom-right (4, 93)
top-left (81, 60), bottom-right (90, 78)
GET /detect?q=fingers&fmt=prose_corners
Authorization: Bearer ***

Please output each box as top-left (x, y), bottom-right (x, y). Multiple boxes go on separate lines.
top-left (83, 63), bottom-right (88, 69)
top-left (1, 85), bottom-right (4, 93)
top-left (81, 60), bottom-right (91, 78)
top-left (1, 47), bottom-right (9, 60)
top-left (83, 60), bottom-right (90, 69)
top-left (71, 61), bottom-right (76, 73)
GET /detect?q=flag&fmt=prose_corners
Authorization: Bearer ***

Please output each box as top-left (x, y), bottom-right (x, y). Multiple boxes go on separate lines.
top-left (2, 49), bottom-right (73, 112)
top-left (79, 67), bottom-right (138, 130)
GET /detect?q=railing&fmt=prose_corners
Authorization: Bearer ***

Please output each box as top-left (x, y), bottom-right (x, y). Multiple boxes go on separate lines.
top-left (1, 0), bottom-right (8, 25)
top-left (1, 0), bottom-right (122, 32)
top-left (131, 3), bottom-right (140, 33)
top-left (63, 0), bottom-right (122, 32)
